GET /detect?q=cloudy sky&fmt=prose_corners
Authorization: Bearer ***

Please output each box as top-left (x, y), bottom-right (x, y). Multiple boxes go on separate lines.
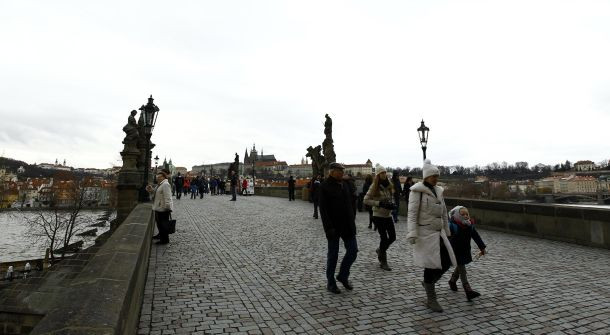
top-left (1, 0), bottom-right (609, 171)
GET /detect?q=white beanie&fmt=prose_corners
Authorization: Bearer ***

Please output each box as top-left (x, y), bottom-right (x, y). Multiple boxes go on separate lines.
top-left (375, 164), bottom-right (387, 175)
top-left (422, 159), bottom-right (440, 179)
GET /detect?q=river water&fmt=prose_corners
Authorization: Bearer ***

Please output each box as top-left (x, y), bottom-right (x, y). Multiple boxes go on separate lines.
top-left (0, 209), bottom-right (114, 263)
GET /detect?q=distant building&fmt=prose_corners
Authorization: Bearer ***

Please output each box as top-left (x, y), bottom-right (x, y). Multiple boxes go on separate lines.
top-left (244, 144), bottom-right (277, 165)
top-left (74, 167), bottom-right (108, 175)
top-left (256, 161), bottom-right (287, 176)
top-left (37, 159), bottom-right (72, 171)
top-left (599, 176), bottom-right (610, 192)
top-left (0, 168), bottom-right (17, 182)
top-left (344, 159), bottom-right (373, 177)
top-left (574, 160), bottom-right (595, 171)
top-left (535, 175), bottom-right (598, 194)
top-left (571, 176), bottom-right (597, 193)
top-left (191, 162), bottom-right (241, 177)
top-left (286, 164), bottom-right (312, 178)
top-left (162, 158), bottom-right (176, 177)
top-left (174, 167), bottom-right (188, 176)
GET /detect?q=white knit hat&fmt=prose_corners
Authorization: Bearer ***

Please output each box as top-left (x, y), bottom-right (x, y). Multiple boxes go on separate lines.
top-left (422, 159), bottom-right (440, 179)
top-left (375, 163), bottom-right (387, 175)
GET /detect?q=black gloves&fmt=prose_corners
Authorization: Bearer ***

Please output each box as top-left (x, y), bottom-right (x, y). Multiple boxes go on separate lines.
top-left (378, 200), bottom-right (397, 210)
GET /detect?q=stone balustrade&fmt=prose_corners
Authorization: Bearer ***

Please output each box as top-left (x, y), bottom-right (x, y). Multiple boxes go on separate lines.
top-left (255, 187), bottom-right (609, 249)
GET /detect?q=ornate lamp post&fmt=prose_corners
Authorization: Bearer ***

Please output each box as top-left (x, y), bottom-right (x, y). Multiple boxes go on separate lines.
top-left (417, 119), bottom-right (430, 160)
top-left (138, 95), bottom-right (159, 202)
top-left (154, 155), bottom-right (159, 175)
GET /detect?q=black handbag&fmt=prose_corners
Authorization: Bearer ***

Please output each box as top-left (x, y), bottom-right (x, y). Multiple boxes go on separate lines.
top-left (168, 212), bottom-right (176, 234)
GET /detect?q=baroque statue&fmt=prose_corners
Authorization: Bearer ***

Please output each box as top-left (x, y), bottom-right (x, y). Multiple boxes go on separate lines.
top-left (122, 110), bottom-right (139, 144)
top-left (306, 145), bottom-right (326, 177)
top-left (322, 114), bottom-right (336, 166)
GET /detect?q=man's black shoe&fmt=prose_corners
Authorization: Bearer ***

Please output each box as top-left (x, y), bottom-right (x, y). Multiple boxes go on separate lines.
top-left (327, 284), bottom-right (341, 294)
top-left (152, 234), bottom-right (160, 240)
top-left (336, 277), bottom-right (353, 291)
top-left (155, 241), bottom-right (169, 245)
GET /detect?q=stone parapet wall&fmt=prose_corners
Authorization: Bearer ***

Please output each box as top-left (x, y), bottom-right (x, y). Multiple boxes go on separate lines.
top-left (29, 203), bottom-right (154, 335)
top-left (254, 187), bottom-right (303, 200)
top-left (444, 197), bottom-right (609, 249)
top-left (254, 189), bottom-right (609, 249)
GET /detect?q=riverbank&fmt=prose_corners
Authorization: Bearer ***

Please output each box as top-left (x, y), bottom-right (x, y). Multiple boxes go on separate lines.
top-left (0, 209), bottom-right (116, 263)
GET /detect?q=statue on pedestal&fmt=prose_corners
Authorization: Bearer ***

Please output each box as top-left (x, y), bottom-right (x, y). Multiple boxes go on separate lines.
top-left (306, 145), bottom-right (326, 178)
top-left (122, 110), bottom-right (139, 147)
top-left (228, 153), bottom-right (240, 178)
top-left (322, 113), bottom-right (336, 168)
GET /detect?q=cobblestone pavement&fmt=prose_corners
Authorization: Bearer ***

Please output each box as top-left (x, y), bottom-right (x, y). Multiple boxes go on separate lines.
top-left (138, 195), bottom-right (610, 335)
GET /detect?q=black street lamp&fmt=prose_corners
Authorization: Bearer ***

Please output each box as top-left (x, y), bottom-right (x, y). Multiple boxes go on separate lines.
top-left (417, 119), bottom-right (430, 160)
top-left (139, 95), bottom-right (159, 202)
top-left (154, 155), bottom-right (159, 175)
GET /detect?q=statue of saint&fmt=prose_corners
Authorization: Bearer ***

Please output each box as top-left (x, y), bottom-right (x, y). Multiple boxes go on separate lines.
top-left (306, 145), bottom-right (326, 176)
top-left (122, 110), bottom-right (139, 143)
top-left (324, 114), bottom-right (332, 138)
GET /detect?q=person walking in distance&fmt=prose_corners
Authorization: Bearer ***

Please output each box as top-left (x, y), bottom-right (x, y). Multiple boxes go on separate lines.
top-left (362, 174), bottom-right (374, 230)
top-left (200, 176), bottom-right (206, 199)
top-left (319, 163), bottom-right (358, 294)
top-left (311, 175), bottom-right (321, 219)
top-left (147, 169), bottom-right (174, 245)
top-left (402, 176), bottom-right (415, 210)
top-left (190, 177), bottom-right (199, 199)
top-left (288, 176), bottom-right (296, 201)
top-left (407, 159), bottom-right (457, 312)
top-left (391, 172), bottom-right (402, 222)
top-left (210, 177), bottom-right (217, 195)
top-left (242, 178), bottom-right (248, 195)
top-left (230, 171), bottom-right (238, 201)
top-left (364, 165), bottom-right (397, 271)
top-left (173, 172), bottom-right (184, 200)
top-left (183, 177), bottom-right (190, 197)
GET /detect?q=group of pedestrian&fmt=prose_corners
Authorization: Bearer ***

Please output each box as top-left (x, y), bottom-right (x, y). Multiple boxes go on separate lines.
top-left (150, 158), bottom-right (486, 313)
top-left (319, 160), bottom-right (487, 313)
top-left (172, 172), bottom-right (233, 199)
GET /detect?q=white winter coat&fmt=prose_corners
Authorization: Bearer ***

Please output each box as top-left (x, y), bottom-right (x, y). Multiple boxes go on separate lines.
top-left (407, 182), bottom-right (456, 269)
top-left (151, 179), bottom-right (174, 212)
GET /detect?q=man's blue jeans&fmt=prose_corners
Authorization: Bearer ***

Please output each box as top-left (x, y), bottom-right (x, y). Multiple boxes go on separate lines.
top-left (326, 236), bottom-right (358, 286)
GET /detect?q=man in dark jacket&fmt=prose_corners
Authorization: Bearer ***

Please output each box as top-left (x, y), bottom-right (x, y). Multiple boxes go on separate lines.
top-left (311, 175), bottom-right (321, 219)
top-left (174, 173), bottom-right (184, 200)
top-left (319, 163), bottom-right (358, 294)
top-left (343, 173), bottom-right (358, 217)
top-left (391, 173), bottom-right (402, 222)
top-left (288, 176), bottom-right (296, 201)
top-left (229, 171), bottom-right (238, 201)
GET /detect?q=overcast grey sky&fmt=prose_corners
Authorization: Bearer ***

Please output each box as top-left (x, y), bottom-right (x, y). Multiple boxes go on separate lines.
top-left (1, 1), bottom-right (609, 170)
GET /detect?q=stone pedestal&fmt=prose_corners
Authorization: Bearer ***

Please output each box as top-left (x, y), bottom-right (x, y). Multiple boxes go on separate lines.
top-left (115, 145), bottom-right (141, 229)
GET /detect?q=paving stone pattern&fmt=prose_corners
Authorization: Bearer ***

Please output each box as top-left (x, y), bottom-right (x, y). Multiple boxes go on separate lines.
top-left (138, 195), bottom-right (610, 335)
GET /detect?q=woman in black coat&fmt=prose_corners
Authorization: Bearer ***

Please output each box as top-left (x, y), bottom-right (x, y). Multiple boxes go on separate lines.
top-left (448, 206), bottom-right (486, 301)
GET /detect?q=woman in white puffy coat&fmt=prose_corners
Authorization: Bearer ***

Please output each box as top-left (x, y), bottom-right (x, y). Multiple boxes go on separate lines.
top-left (407, 159), bottom-right (456, 312)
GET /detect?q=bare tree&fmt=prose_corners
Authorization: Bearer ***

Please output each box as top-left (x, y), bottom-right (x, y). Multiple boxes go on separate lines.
top-left (23, 172), bottom-right (88, 263)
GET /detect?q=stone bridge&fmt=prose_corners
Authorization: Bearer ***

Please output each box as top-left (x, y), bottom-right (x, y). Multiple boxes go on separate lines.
top-left (136, 195), bottom-right (610, 335)
top-left (2, 195), bottom-right (609, 335)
